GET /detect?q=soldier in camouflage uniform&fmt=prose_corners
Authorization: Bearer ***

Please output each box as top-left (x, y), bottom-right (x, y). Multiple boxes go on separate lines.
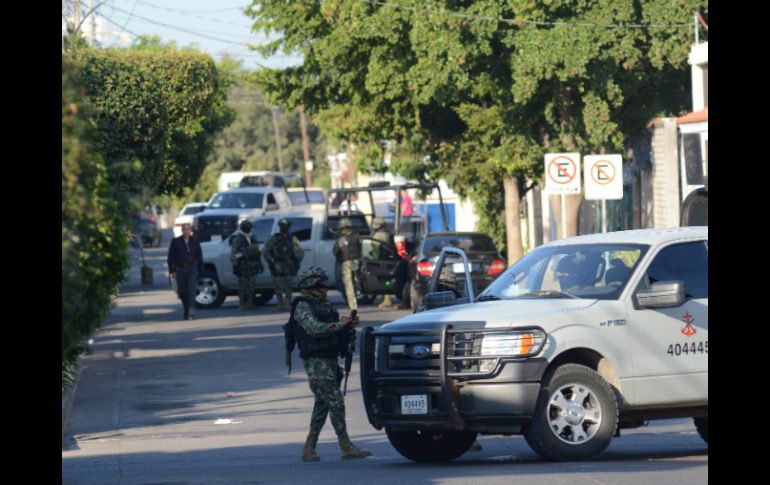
top-left (284, 267), bottom-right (371, 462)
top-left (370, 217), bottom-right (396, 309)
top-left (332, 218), bottom-right (362, 312)
top-left (413, 266), bottom-right (482, 451)
top-left (264, 219), bottom-right (304, 312)
top-left (230, 219), bottom-right (263, 310)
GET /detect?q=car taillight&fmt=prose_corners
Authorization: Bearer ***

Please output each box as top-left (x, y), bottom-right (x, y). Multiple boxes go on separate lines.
top-left (487, 259), bottom-right (506, 275)
top-left (417, 261), bottom-right (435, 277)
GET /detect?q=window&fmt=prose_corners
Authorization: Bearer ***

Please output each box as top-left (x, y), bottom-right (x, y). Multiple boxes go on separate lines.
top-left (209, 192), bottom-right (264, 209)
top-left (252, 219), bottom-right (274, 242)
top-left (287, 217), bottom-right (313, 241)
top-left (422, 234), bottom-right (497, 254)
top-left (643, 241), bottom-right (708, 299)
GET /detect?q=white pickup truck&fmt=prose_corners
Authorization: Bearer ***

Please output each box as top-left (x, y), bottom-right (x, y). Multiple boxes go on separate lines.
top-left (195, 209), bottom-right (411, 309)
top-left (361, 227), bottom-right (708, 462)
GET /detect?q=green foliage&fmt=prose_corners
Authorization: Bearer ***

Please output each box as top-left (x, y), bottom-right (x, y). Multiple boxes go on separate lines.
top-left (67, 47), bottom-right (234, 199)
top-left (62, 56), bottom-right (129, 386)
top-left (246, 0), bottom-right (704, 251)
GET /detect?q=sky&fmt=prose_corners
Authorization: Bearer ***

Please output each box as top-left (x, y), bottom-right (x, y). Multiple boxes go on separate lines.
top-left (88, 0), bottom-right (303, 71)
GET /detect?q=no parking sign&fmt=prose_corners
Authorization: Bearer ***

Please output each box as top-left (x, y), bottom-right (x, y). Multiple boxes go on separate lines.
top-left (544, 153), bottom-right (581, 195)
top-left (584, 155), bottom-right (623, 200)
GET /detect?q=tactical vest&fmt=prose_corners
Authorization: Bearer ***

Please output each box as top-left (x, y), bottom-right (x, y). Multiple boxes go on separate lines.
top-left (284, 297), bottom-right (341, 360)
top-left (270, 234), bottom-right (294, 262)
top-left (337, 232), bottom-right (361, 261)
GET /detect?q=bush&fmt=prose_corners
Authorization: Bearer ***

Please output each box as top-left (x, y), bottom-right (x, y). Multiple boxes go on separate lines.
top-left (62, 56), bottom-right (129, 387)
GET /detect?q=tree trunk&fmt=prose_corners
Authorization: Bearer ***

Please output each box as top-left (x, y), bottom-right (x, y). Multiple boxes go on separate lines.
top-left (504, 176), bottom-right (523, 265)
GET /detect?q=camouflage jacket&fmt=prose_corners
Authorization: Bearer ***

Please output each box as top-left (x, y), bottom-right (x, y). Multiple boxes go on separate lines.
top-left (263, 233), bottom-right (304, 275)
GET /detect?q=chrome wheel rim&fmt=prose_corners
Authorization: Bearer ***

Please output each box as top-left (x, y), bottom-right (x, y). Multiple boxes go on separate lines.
top-left (547, 382), bottom-right (602, 445)
top-left (196, 277), bottom-right (219, 305)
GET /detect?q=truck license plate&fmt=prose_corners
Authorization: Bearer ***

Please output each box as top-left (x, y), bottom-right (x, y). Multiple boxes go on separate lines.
top-left (401, 395), bottom-right (428, 415)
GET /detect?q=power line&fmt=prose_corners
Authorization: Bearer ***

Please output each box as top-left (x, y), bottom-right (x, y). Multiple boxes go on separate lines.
top-left (106, 3), bottom-right (250, 46)
top-left (126, 0), bottom-right (253, 29)
top-left (361, 0), bottom-right (690, 29)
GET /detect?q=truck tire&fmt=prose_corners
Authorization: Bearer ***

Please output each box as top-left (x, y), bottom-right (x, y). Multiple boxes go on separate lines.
top-left (195, 270), bottom-right (226, 309)
top-left (385, 427), bottom-right (477, 462)
top-left (252, 290), bottom-right (275, 306)
top-left (693, 417), bottom-right (708, 443)
top-left (523, 363), bottom-right (618, 461)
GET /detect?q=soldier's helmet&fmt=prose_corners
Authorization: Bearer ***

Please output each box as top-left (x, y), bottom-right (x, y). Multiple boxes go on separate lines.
top-left (297, 266), bottom-right (329, 289)
top-left (371, 217), bottom-right (386, 231)
top-left (338, 218), bottom-right (353, 230)
top-left (278, 218), bottom-right (292, 232)
top-left (239, 219), bottom-right (253, 233)
top-left (436, 266), bottom-right (460, 296)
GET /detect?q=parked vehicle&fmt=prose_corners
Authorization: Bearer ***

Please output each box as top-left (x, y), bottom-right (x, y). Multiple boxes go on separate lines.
top-left (192, 187), bottom-right (292, 242)
top-left (173, 202), bottom-right (207, 238)
top-left (131, 205), bottom-right (161, 247)
top-left (408, 232), bottom-right (506, 311)
top-left (360, 227), bottom-right (708, 462)
top-left (196, 209), bottom-right (370, 309)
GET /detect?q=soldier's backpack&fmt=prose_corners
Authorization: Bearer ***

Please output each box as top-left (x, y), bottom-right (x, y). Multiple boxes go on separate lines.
top-left (270, 235), bottom-right (299, 272)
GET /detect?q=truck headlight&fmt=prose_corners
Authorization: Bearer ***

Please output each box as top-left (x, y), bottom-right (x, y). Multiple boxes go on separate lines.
top-left (478, 330), bottom-right (546, 372)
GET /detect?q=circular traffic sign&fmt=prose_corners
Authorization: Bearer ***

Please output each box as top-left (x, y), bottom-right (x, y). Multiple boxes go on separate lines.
top-left (547, 156), bottom-right (578, 185)
top-left (590, 160), bottom-right (616, 186)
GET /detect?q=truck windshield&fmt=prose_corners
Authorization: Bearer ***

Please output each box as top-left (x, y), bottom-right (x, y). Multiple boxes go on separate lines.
top-left (478, 243), bottom-right (649, 301)
top-left (208, 193), bottom-right (264, 209)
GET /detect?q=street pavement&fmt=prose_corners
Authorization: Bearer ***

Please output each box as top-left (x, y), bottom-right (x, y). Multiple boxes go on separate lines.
top-left (62, 230), bottom-right (708, 484)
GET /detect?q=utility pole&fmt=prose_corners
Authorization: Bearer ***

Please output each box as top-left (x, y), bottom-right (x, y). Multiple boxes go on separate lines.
top-left (299, 105), bottom-right (312, 186)
top-left (271, 108), bottom-right (284, 173)
top-left (88, 0), bottom-right (96, 46)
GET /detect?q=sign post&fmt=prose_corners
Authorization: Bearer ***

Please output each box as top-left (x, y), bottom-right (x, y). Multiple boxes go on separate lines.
top-left (583, 155), bottom-right (623, 233)
top-left (544, 153), bottom-right (581, 239)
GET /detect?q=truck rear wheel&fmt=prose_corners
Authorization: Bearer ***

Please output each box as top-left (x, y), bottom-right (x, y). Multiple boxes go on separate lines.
top-left (385, 427), bottom-right (477, 462)
top-left (693, 417), bottom-right (708, 443)
top-left (523, 364), bottom-right (618, 461)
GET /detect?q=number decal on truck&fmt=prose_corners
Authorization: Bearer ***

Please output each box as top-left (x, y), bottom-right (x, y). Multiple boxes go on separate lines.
top-left (667, 341), bottom-right (708, 357)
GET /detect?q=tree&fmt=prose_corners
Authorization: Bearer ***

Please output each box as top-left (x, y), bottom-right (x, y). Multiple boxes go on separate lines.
top-left (246, 0), bottom-right (705, 261)
top-left (67, 47), bottom-right (234, 202)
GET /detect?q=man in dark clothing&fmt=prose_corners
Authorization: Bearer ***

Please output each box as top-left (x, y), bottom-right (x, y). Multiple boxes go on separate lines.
top-left (167, 223), bottom-right (204, 320)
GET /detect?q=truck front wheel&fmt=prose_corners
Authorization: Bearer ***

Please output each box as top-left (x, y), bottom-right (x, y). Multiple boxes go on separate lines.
top-left (523, 363), bottom-right (618, 461)
top-left (385, 428), bottom-right (477, 462)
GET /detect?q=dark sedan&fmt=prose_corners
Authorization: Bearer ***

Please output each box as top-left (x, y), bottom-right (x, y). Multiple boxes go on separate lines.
top-left (408, 232), bottom-right (506, 310)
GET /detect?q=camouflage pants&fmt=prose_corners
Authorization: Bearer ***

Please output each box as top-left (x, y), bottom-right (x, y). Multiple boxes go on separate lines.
top-left (238, 274), bottom-right (256, 303)
top-left (341, 259), bottom-right (360, 311)
top-left (273, 275), bottom-right (294, 305)
top-left (304, 357), bottom-right (349, 442)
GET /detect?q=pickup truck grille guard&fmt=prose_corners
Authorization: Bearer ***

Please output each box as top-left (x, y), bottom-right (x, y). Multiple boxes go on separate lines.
top-left (360, 324), bottom-right (546, 430)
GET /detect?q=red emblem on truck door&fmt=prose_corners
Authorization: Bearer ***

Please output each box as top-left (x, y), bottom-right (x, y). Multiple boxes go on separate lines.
top-left (681, 310), bottom-right (697, 337)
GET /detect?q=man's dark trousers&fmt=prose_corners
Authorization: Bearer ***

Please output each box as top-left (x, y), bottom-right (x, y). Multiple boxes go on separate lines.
top-left (176, 265), bottom-right (198, 318)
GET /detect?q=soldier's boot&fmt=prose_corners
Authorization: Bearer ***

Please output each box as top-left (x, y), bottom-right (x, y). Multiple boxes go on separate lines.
top-left (339, 437), bottom-right (371, 460)
top-left (274, 294), bottom-right (286, 312)
top-left (238, 296), bottom-right (249, 310)
top-left (281, 293), bottom-right (292, 311)
top-left (302, 435), bottom-right (320, 462)
top-left (378, 294), bottom-right (393, 309)
top-left (245, 293), bottom-right (258, 310)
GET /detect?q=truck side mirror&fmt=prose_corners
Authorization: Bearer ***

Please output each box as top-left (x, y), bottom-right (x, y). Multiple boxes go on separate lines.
top-left (636, 281), bottom-right (686, 309)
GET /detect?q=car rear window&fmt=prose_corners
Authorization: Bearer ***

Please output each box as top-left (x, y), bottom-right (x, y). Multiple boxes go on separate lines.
top-left (423, 235), bottom-right (497, 254)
